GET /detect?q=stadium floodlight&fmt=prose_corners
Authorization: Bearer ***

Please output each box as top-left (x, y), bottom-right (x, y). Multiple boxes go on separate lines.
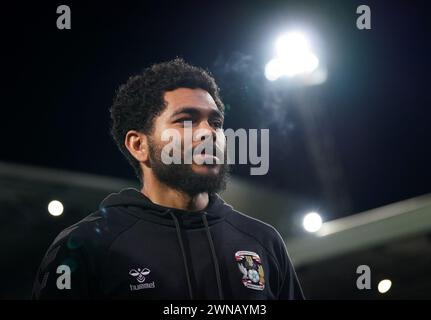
top-left (48, 200), bottom-right (64, 216)
top-left (378, 279), bottom-right (392, 294)
top-left (303, 211), bottom-right (323, 233)
top-left (265, 31), bottom-right (320, 82)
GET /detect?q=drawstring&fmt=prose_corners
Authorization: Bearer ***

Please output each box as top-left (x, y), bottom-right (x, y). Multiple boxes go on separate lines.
top-left (167, 209), bottom-right (224, 300)
top-left (168, 211), bottom-right (194, 300)
top-left (202, 213), bottom-right (224, 300)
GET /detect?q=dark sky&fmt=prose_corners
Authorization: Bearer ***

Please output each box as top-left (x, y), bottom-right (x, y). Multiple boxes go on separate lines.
top-left (1, 0), bottom-right (430, 220)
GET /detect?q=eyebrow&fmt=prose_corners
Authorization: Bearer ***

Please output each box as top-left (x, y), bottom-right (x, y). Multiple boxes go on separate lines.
top-left (170, 106), bottom-right (224, 119)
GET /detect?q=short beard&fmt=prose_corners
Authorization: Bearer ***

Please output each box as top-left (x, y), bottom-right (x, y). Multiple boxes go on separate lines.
top-left (147, 137), bottom-right (230, 196)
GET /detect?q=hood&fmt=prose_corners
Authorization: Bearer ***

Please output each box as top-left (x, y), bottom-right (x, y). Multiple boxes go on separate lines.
top-left (99, 188), bottom-right (231, 228)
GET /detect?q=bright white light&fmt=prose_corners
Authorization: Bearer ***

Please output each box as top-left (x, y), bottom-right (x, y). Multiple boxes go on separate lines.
top-left (276, 32), bottom-right (310, 57)
top-left (283, 52), bottom-right (319, 77)
top-left (48, 200), bottom-right (64, 216)
top-left (265, 31), bottom-right (320, 81)
top-left (265, 58), bottom-right (283, 81)
top-left (303, 212), bottom-right (322, 233)
top-left (378, 279), bottom-right (392, 294)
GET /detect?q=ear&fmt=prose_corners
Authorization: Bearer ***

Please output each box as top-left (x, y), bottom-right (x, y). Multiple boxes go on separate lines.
top-left (124, 130), bottom-right (149, 164)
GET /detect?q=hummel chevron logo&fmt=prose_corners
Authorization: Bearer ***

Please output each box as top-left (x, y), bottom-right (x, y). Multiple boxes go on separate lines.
top-left (129, 268), bottom-right (150, 283)
top-left (129, 267), bottom-right (155, 291)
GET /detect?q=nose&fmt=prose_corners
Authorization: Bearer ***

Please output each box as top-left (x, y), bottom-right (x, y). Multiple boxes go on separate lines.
top-left (197, 120), bottom-right (217, 142)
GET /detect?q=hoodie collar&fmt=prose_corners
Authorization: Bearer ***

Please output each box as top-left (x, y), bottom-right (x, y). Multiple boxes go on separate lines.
top-left (99, 188), bottom-right (230, 228)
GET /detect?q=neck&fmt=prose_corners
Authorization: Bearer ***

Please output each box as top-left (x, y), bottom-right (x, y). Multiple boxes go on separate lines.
top-left (140, 171), bottom-right (209, 212)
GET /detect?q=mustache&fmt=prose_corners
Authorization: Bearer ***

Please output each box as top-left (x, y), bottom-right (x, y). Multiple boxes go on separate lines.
top-left (185, 141), bottom-right (225, 159)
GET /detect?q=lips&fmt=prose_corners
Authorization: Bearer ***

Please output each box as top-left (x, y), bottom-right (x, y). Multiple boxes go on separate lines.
top-left (184, 143), bottom-right (224, 165)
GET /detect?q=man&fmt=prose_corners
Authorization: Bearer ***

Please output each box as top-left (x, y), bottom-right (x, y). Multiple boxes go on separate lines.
top-left (32, 58), bottom-right (304, 300)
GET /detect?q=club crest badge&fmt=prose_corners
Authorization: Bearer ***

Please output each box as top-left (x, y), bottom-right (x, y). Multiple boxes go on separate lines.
top-left (235, 250), bottom-right (265, 291)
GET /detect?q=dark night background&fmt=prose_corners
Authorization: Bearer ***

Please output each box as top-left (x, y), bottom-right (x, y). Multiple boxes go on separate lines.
top-left (1, 0), bottom-right (430, 220)
top-left (0, 0), bottom-right (431, 300)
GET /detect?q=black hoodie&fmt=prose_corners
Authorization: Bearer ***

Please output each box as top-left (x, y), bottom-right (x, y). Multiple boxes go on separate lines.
top-left (32, 188), bottom-right (304, 300)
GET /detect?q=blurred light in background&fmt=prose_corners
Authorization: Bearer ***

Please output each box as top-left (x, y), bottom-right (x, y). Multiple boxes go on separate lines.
top-left (276, 32), bottom-right (310, 57)
top-left (265, 31), bottom-right (327, 85)
top-left (303, 212), bottom-right (323, 233)
top-left (48, 200), bottom-right (64, 216)
top-left (378, 279), bottom-right (392, 294)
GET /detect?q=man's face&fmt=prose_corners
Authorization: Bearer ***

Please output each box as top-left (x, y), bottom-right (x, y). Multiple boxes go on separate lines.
top-left (146, 88), bottom-right (229, 195)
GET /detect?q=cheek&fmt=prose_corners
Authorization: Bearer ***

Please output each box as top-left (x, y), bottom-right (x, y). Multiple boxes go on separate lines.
top-left (158, 126), bottom-right (184, 149)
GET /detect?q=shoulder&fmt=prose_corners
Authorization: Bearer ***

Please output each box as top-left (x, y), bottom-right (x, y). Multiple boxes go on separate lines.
top-left (33, 208), bottom-right (138, 299)
top-left (48, 207), bottom-right (139, 257)
top-left (225, 208), bottom-right (286, 254)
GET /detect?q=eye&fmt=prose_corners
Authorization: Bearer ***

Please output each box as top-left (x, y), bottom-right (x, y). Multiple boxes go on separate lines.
top-left (175, 118), bottom-right (193, 124)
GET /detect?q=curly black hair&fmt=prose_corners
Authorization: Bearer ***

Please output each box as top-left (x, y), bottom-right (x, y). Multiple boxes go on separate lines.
top-left (110, 58), bottom-right (225, 184)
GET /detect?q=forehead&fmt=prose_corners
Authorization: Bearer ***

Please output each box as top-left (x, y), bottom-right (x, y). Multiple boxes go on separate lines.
top-left (163, 88), bottom-right (218, 114)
